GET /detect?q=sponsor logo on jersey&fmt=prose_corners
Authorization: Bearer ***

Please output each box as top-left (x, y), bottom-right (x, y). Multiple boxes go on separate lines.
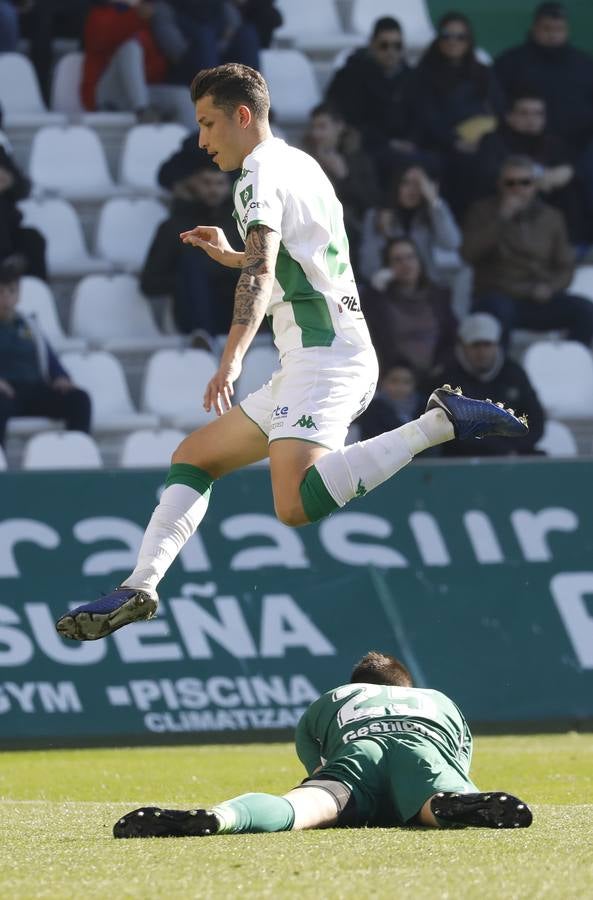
top-left (340, 294), bottom-right (361, 313)
top-left (273, 405), bottom-right (289, 418)
top-left (293, 414), bottom-right (318, 431)
top-left (239, 184), bottom-right (253, 207)
top-left (239, 167), bottom-right (253, 181)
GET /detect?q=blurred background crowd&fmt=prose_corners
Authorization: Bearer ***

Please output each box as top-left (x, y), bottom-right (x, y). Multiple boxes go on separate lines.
top-left (1, 0), bottom-right (593, 469)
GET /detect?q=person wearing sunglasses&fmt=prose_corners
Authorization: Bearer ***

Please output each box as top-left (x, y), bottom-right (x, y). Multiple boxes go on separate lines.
top-left (462, 155), bottom-right (593, 348)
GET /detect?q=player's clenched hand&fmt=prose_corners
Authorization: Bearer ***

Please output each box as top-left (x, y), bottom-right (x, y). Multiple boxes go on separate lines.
top-left (204, 358), bottom-right (242, 416)
top-left (179, 225), bottom-right (236, 265)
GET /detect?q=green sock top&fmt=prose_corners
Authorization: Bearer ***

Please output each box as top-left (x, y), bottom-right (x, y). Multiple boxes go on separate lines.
top-left (165, 462), bottom-right (214, 497)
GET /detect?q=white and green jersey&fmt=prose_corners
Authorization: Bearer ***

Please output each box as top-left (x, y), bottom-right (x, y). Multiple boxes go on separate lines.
top-left (233, 137), bottom-right (372, 357)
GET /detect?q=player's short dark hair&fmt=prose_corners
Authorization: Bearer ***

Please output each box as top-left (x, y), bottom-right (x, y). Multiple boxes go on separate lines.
top-left (350, 651), bottom-right (413, 687)
top-left (371, 16), bottom-right (402, 40)
top-left (190, 63), bottom-right (270, 120)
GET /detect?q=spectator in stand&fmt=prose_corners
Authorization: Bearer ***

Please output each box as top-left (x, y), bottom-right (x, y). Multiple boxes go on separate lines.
top-left (0, 255), bottom-right (91, 448)
top-left (141, 152), bottom-right (239, 338)
top-left (239, 0), bottom-right (282, 48)
top-left (18, 1), bottom-right (91, 104)
top-left (0, 0), bottom-right (19, 52)
top-left (303, 104), bottom-right (380, 274)
top-left (472, 89), bottom-right (587, 246)
top-left (81, 0), bottom-right (194, 129)
top-left (437, 312), bottom-right (544, 457)
top-left (325, 16), bottom-right (422, 182)
top-left (0, 141), bottom-right (46, 280)
top-left (411, 11), bottom-right (505, 216)
top-left (359, 164), bottom-right (472, 319)
top-left (361, 237), bottom-right (457, 381)
top-left (495, 3), bottom-right (593, 154)
top-left (463, 155), bottom-right (593, 347)
top-left (357, 362), bottom-right (424, 442)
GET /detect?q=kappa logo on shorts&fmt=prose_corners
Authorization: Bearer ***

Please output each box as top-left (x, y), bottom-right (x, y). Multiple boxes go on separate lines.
top-left (293, 414), bottom-right (318, 431)
top-left (239, 184), bottom-right (253, 207)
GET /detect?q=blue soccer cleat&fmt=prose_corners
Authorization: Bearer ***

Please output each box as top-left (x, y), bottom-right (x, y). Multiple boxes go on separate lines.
top-left (55, 587), bottom-right (158, 641)
top-left (426, 384), bottom-right (529, 441)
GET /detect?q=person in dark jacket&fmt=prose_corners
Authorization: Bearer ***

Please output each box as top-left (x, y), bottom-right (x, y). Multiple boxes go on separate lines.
top-left (472, 89), bottom-right (586, 243)
top-left (438, 312), bottom-right (544, 457)
top-left (361, 236), bottom-right (457, 381)
top-left (325, 16), bottom-right (420, 181)
top-left (0, 143), bottom-right (47, 280)
top-left (141, 153), bottom-right (239, 336)
top-left (495, 2), bottom-right (593, 153)
top-left (0, 255), bottom-right (91, 447)
top-left (411, 11), bottom-right (505, 216)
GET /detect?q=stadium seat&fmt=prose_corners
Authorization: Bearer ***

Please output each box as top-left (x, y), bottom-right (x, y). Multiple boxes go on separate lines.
top-left (568, 266), bottom-right (593, 302)
top-left (6, 417), bottom-right (61, 438)
top-left (29, 125), bottom-right (121, 200)
top-left (260, 49), bottom-right (321, 124)
top-left (22, 431), bottom-right (103, 469)
top-left (235, 345), bottom-right (279, 401)
top-left (95, 198), bottom-right (168, 272)
top-left (60, 351), bottom-right (160, 433)
top-left (0, 444), bottom-right (7, 470)
top-left (141, 349), bottom-right (218, 429)
top-left (17, 276), bottom-right (87, 353)
top-left (70, 274), bottom-right (181, 352)
top-left (119, 124), bottom-right (189, 192)
top-left (523, 340), bottom-right (593, 419)
top-left (19, 198), bottom-right (112, 277)
top-left (0, 129), bottom-right (12, 151)
top-left (119, 428), bottom-right (186, 468)
top-left (274, 0), bottom-right (361, 53)
top-left (350, 0), bottom-right (435, 55)
top-left (0, 53), bottom-right (66, 127)
top-left (536, 420), bottom-right (578, 457)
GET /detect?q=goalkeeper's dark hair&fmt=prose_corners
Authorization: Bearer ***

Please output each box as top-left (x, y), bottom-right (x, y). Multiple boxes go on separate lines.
top-left (350, 651), bottom-right (413, 687)
top-left (190, 63), bottom-right (270, 121)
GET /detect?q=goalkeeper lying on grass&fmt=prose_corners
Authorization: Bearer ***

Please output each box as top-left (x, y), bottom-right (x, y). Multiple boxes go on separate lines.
top-left (114, 651), bottom-right (532, 837)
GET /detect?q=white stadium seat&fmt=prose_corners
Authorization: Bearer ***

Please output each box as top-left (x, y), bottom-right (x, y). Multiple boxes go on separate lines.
top-left (274, 0), bottom-right (361, 52)
top-left (70, 274), bottom-right (181, 352)
top-left (568, 265), bottom-right (593, 302)
top-left (95, 197), bottom-right (168, 272)
top-left (236, 345), bottom-right (279, 402)
top-left (350, 0), bottom-right (435, 54)
top-left (0, 129), bottom-right (12, 151)
top-left (0, 445), bottom-right (7, 470)
top-left (523, 341), bottom-right (593, 419)
top-left (61, 351), bottom-right (159, 433)
top-left (18, 277), bottom-right (87, 353)
top-left (50, 51), bottom-right (85, 115)
top-left (141, 349), bottom-right (218, 430)
top-left (0, 53), bottom-right (66, 127)
top-left (260, 49), bottom-right (321, 124)
top-left (22, 431), bottom-right (103, 469)
top-left (6, 418), bottom-right (61, 438)
top-left (119, 428), bottom-right (186, 468)
top-left (119, 123), bottom-right (188, 192)
top-left (19, 198), bottom-right (112, 277)
top-left (536, 420), bottom-right (578, 457)
top-left (29, 125), bottom-right (121, 200)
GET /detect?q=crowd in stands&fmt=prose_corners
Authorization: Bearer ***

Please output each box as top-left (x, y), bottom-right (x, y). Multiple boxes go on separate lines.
top-left (1, 0), bottom-right (593, 467)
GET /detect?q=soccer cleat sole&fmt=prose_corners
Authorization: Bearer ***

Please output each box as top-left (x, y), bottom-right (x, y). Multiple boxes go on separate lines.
top-left (431, 791), bottom-right (533, 828)
top-left (55, 593), bottom-right (158, 641)
top-left (113, 807), bottom-right (219, 839)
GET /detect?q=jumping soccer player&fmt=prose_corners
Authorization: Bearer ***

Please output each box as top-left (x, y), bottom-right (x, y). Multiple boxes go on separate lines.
top-left (113, 650), bottom-right (533, 837)
top-left (55, 63), bottom-right (527, 641)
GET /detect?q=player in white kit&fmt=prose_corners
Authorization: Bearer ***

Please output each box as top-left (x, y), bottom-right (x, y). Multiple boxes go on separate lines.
top-left (56, 64), bottom-right (528, 641)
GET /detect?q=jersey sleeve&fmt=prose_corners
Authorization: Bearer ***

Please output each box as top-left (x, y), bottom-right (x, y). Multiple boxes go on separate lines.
top-left (235, 156), bottom-right (284, 235)
top-left (294, 705), bottom-right (322, 776)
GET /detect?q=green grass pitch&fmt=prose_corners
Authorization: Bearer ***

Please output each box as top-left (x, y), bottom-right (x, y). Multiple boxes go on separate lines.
top-left (1, 734), bottom-right (592, 899)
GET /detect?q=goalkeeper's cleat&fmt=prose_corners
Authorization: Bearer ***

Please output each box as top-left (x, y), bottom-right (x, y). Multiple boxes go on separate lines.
top-left (426, 384), bottom-right (529, 441)
top-left (55, 587), bottom-right (158, 641)
top-left (113, 807), bottom-right (219, 839)
top-left (430, 791), bottom-right (533, 829)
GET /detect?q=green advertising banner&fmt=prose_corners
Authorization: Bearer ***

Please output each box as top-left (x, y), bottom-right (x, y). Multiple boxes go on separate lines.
top-left (1, 459), bottom-right (592, 746)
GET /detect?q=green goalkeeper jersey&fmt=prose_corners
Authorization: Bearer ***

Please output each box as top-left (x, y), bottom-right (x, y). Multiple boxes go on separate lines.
top-left (295, 683), bottom-right (473, 777)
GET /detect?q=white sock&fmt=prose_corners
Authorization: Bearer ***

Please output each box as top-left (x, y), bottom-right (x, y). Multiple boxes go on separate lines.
top-left (315, 409), bottom-right (454, 507)
top-left (123, 484), bottom-right (210, 595)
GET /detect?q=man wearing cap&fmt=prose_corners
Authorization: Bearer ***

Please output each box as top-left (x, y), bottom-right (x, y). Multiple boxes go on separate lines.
top-left (437, 312), bottom-right (544, 457)
top-left (141, 152), bottom-right (239, 338)
top-left (0, 255), bottom-right (91, 448)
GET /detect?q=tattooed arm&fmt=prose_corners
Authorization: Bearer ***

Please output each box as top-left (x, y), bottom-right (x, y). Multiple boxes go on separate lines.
top-left (203, 224), bottom-right (281, 415)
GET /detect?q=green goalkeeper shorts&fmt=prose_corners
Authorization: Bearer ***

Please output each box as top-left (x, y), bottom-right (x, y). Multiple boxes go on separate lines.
top-left (314, 734), bottom-right (478, 825)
